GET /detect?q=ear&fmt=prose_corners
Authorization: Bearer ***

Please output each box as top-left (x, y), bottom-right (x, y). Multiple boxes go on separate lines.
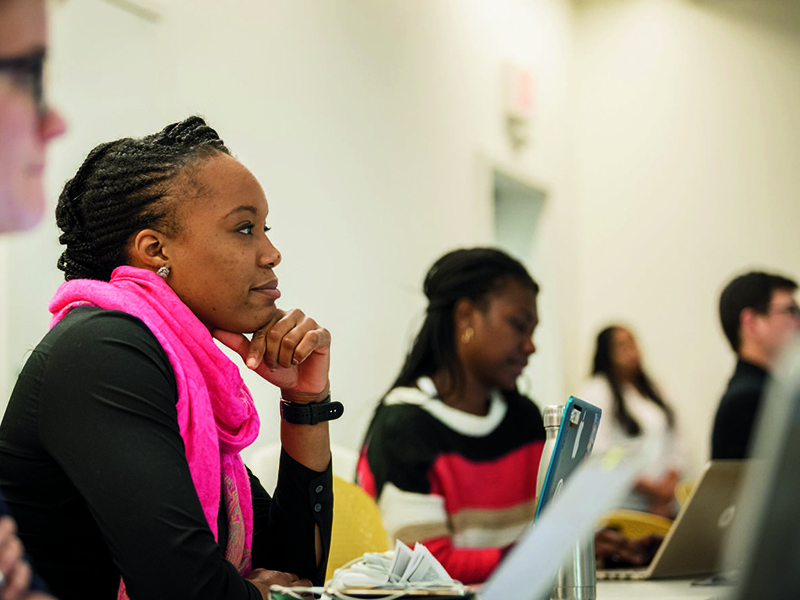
top-left (128, 229), bottom-right (170, 270)
top-left (740, 307), bottom-right (760, 340)
top-left (453, 298), bottom-right (479, 334)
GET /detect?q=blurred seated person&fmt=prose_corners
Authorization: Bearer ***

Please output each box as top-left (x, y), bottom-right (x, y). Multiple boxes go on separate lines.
top-left (357, 248), bottom-right (546, 584)
top-left (579, 326), bottom-right (682, 518)
top-left (0, 0), bottom-right (64, 597)
top-left (712, 271), bottom-right (800, 459)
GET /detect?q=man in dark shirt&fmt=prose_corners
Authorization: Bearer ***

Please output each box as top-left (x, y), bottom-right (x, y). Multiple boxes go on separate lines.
top-left (712, 271), bottom-right (800, 459)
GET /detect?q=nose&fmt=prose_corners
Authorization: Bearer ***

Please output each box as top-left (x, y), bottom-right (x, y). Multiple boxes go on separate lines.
top-left (258, 232), bottom-right (281, 269)
top-left (524, 336), bottom-right (536, 356)
top-left (40, 107), bottom-right (66, 142)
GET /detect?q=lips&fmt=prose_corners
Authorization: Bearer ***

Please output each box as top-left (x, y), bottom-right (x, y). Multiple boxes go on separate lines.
top-left (509, 359), bottom-right (528, 374)
top-left (252, 279), bottom-right (281, 300)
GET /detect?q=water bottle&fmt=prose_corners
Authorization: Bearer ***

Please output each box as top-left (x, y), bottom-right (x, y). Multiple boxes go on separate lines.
top-left (551, 534), bottom-right (596, 600)
top-left (535, 404), bottom-right (564, 510)
top-left (535, 404), bottom-right (596, 600)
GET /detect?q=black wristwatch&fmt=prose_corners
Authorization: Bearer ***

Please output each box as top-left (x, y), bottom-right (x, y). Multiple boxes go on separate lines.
top-left (280, 395), bottom-right (344, 425)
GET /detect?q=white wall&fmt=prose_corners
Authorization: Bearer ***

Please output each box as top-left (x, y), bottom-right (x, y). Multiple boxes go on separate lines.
top-left (2, 0), bottom-right (799, 481)
top-left (572, 0), bottom-right (800, 477)
top-left (0, 0), bottom-right (577, 460)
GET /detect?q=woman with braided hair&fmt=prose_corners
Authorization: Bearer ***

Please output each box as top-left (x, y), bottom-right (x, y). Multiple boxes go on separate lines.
top-left (0, 116), bottom-right (337, 600)
top-left (356, 247), bottom-right (546, 584)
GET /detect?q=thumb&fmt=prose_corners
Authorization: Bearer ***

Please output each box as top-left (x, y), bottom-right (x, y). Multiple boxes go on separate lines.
top-left (212, 329), bottom-right (250, 358)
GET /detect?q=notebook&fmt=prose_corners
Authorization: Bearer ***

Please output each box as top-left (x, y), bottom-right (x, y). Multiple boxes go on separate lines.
top-left (597, 459), bottom-right (747, 580)
top-left (535, 396), bottom-right (602, 519)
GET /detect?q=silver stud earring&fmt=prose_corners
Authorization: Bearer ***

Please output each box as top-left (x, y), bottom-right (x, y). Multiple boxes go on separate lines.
top-left (157, 266), bottom-right (170, 279)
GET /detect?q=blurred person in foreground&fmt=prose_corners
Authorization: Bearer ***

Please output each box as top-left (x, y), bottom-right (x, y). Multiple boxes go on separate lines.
top-left (712, 271), bottom-right (800, 460)
top-left (0, 0), bottom-right (65, 597)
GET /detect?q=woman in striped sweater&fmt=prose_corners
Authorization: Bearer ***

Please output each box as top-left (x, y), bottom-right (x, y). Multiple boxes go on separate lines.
top-left (357, 247), bottom-right (546, 585)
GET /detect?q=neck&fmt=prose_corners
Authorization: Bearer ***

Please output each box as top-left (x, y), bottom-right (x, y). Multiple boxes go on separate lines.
top-left (430, 370), bottom-right (492, 416)
top-left (738, 345), bottom-right (773, 372)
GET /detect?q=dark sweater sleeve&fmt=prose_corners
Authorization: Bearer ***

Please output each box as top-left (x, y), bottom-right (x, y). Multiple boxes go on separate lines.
top-left (250, 450), bottom-right (333, 586)
top-left (37, 310), bottom-right (261, 600)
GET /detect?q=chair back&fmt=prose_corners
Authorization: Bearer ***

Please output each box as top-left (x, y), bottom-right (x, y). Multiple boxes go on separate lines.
top-left (326, 475), bottom-right (390, 581)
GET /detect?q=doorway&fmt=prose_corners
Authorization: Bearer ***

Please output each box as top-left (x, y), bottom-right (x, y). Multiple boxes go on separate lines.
top-left (492, 168), bottom-right (562, 408)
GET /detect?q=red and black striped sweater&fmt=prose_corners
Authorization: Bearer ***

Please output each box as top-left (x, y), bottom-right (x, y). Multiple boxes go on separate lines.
top-left (357, 377), bottom-right (546, 584)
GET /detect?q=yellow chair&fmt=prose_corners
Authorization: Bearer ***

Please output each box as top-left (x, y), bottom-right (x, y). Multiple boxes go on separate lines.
top-left (599, 509), bottom-right (673, 540)
top-left (675, 480), bottom-right (694, 507)
top-left (326, 476), bottom-right (391, 581)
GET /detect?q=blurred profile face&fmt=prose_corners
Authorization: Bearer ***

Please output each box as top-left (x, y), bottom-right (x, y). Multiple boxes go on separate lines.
top-left (460, 278), bottom-right (538, 391)
top-left (610, 327), bottom-right (641, 379)
top-left (753, 288), bottom-right (800, 362)
top-left (0, 0), bottom-right (66, 232)
top-left (159, 153), bottom-right (283, 333)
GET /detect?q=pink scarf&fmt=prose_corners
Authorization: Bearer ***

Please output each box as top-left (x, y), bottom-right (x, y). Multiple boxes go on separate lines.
top-left (49, 266), bottom-right (260, 595)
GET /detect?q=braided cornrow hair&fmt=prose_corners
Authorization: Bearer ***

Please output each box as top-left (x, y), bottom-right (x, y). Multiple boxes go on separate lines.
top-left (391, 247), bottom-right (539, 392)
top-left (56, 116), bottom-right (231, 281)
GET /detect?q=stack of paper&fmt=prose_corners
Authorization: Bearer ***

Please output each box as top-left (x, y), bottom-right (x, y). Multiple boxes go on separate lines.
top-left (331, 540), bottom-right (455, 589)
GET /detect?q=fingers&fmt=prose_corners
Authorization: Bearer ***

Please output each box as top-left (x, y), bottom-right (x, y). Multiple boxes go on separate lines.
top-left (245, 568), bottom-right (311, 589)
top-left (0, 516), bottom-right (33, 600)
top-left (0, 516), bottom-right (23, 581)
top-left (214, 309), bottom-right (328, 371)
top-left (2, 559), bottom-right (32, 600)
top-left (246, 309), bottom-right (286, 369)
top-left (247, 328), bottom-right (268, 370)
top-left (594, 527), bottom-right (648, 566)
top-left (262, 309), bottom-right (330, 370)
top-left (290, 329), bottom-right (331, 367)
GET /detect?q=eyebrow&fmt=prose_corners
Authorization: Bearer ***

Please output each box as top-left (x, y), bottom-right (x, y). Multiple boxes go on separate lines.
top-left (222, 205), bottom-right (258, 219)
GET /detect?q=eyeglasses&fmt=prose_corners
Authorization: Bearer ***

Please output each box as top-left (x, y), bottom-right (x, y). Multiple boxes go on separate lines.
top-left (0, 50), bottom-right (46, 116)
top-left (768, 304), bottom-right (800, 320)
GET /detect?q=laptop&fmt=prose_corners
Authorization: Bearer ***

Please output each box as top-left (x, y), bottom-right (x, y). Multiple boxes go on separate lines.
top-left (535, 396), bottom-right (602, 519)
top-left (598, 460), bottom-right (747, 580)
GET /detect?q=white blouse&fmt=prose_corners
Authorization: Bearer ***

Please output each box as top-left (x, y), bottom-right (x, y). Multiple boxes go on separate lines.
top-left (578, 375), bottom-right (683, 478)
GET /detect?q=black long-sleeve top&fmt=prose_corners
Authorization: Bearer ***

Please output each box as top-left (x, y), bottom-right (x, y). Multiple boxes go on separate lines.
top-left (711, 359), bottom-right (769, 460)
top-left (0, 306), bottom-right (332, 600)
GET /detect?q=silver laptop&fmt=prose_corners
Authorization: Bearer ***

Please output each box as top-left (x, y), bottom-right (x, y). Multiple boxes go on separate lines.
top-left (598, 460), bottom-right (747, 580)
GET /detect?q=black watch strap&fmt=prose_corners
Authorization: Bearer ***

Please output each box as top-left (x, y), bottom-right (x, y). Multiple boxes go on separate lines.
top-left (280, 395), bottom-right (344, 425)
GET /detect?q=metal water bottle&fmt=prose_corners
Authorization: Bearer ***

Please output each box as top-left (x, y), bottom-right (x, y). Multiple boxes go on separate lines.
top-left (535, 404), bottom-right (563, 510)
top-left (551, 533), bottom-right (596, 600)
top-left (535, 404), bottom-right (596, 600)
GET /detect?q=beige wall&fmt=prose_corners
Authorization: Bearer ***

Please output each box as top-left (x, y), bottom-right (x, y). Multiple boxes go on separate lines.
top-left (572, 0), bottom-right (800, 477)
top-left (0, 0), bottom-right (577, 457)
top-left (1, 0), bottom-right (798, 480)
